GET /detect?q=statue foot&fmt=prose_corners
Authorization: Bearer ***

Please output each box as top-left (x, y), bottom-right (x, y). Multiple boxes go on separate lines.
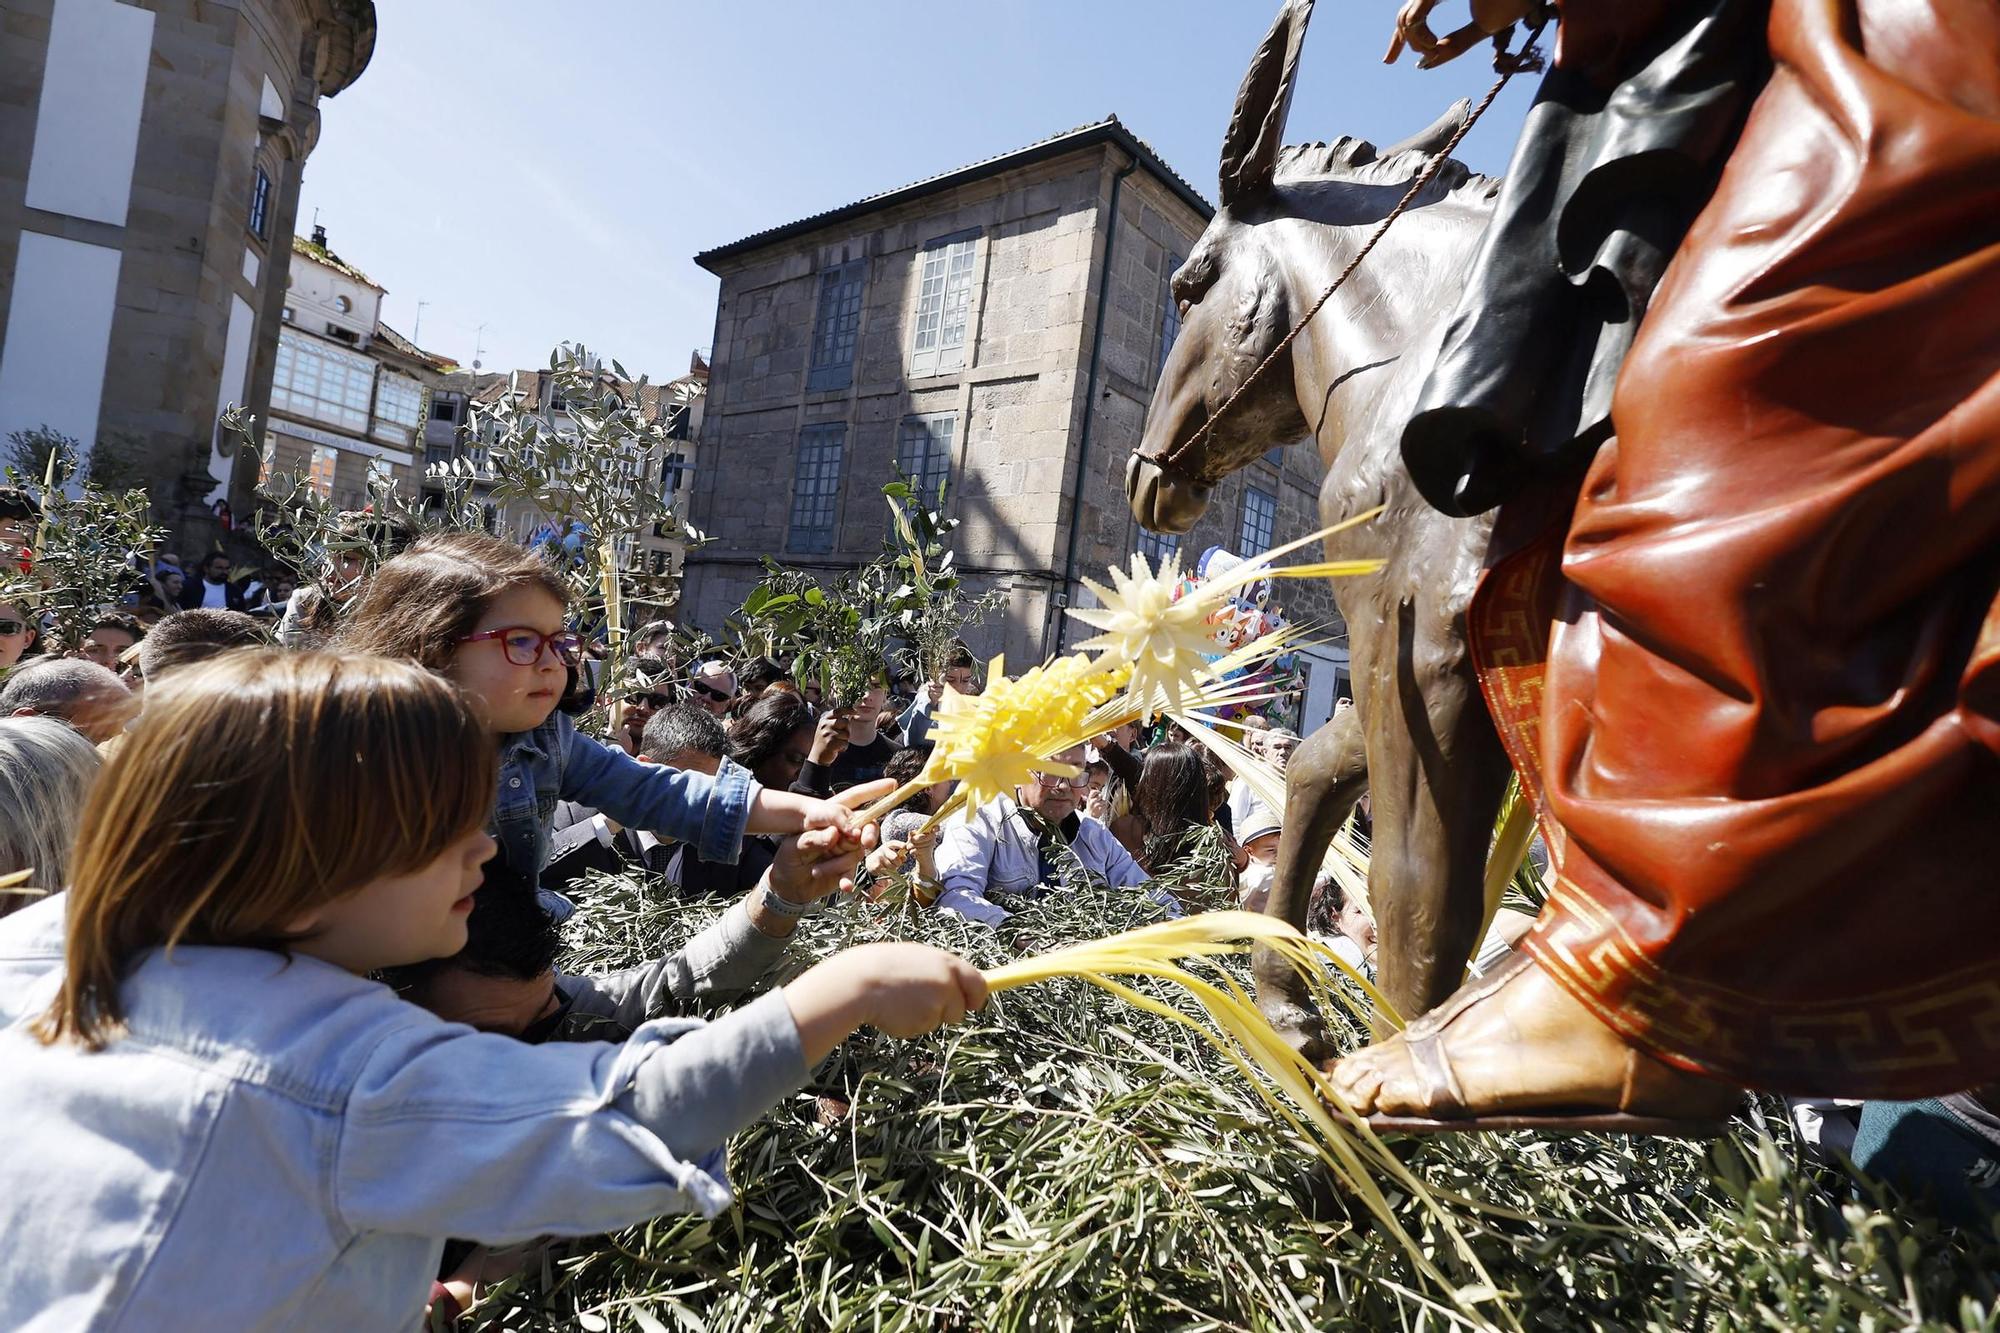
top-left (1324, 952), bottom-right (1744, 1135)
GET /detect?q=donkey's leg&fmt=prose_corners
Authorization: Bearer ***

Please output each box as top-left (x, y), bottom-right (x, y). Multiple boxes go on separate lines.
top-left (1367, 607), bottom-right (1515, 1021)
top-left (1254, 701), bottom-right (1368, 1063)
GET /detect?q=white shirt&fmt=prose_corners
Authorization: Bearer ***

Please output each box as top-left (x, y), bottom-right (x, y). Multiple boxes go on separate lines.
top-left (935, 796), bottom-right (1148, 925)
top-left (199, 577), bottom-right (229, 609)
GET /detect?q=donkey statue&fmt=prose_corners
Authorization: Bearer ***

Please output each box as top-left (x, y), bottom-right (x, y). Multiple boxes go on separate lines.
top-left (1126, 0), bottom-right (1516, 1052)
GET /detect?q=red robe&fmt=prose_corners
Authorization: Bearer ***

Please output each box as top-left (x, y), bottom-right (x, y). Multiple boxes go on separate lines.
top-left (1486, 0), bottom-right (2000, 1096)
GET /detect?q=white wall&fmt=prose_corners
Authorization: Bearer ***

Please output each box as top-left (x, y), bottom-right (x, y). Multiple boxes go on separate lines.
top-left (207, 295), bottom-right (256, 502)
top-left (287, 252), bottom-right (382, 344)
top-left (23, 0), bottom-right (154, 228)
top-left (0, 232), bottom-right (123, 467)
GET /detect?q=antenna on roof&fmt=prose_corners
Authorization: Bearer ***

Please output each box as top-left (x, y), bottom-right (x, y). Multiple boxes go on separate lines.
top-left (472, 323), bottom-right (486, 372)
top-left (414, 300), bottom-right (429, 344)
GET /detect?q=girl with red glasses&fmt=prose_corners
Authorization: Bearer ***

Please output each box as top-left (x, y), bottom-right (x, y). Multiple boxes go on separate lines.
top-left (338, 533), bottom-right (859, 899)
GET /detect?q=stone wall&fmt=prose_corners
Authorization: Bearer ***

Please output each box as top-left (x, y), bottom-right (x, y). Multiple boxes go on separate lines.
top-left (0, 0), bottom-right (366, 562)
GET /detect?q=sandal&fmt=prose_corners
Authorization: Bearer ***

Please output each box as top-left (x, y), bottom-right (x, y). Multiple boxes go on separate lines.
top-left (1332, 952), bottom-right (1743, 1136)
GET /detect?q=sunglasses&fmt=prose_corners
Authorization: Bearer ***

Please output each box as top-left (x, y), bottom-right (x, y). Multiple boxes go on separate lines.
top-left (456, 626), bottom-right (583, 667)
top-left (0, 618), bottom-right (26, 636)
top-left (624, 691), bottom-right (673, 710)
top-left (689, 679), bottom-right (734, 703)
top-left (1032, 770), bottom-right (1091, 788)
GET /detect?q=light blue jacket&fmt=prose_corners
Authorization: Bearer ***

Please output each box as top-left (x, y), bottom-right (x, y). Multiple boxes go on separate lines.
top-left (495, 710), bottom-right (757, 876)
top-left (0, 894), bottom-right (805, 1332)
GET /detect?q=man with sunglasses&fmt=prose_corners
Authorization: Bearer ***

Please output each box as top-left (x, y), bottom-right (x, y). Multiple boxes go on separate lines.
top-left (687, 660), bottom-right (737, 719)
top-left (611, 658), bottom-right (676, 756)
top-left (933, 744), bottom-right (1148, 927)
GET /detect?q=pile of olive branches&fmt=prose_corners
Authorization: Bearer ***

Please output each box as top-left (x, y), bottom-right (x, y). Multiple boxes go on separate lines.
top-left (466, 869), bottom-right (2000, 1333)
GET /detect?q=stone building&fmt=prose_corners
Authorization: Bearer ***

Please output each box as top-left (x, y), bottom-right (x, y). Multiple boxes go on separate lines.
top-left (0, 0), bottom-right (374, 549)
top-left (254, 227), bottom-right (448, 510)
top-left (685, 117), bottom-right (1346, 724)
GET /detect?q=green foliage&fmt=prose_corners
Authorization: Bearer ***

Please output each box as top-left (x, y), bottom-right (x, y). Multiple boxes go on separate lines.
top-left (2, 444), bottom-right (164, 653)
top-left (227, 344), bottom-right (698, 670)
top-left (884, 474), bottom-right (1005, 683)
top-left (723, 476), bottom-right (1004, 711)
top-left (465, 877), bottom-right (2000, 1332)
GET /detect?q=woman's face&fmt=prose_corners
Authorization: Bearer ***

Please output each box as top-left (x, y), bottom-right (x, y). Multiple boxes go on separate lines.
top-left (1337, 899), bottom-right (1377, 953)
top-left (446, 584), bottom-right (569, 735)
top-left (0, 599), bottom-right (34, 667)
top-left (755, 725), bottom-right (815, 793)
top-left (159, 571), bottom-right (184, 598)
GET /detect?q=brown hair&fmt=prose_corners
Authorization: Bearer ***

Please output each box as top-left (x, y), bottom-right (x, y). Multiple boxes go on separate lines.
top-left (35, 649), bottom-right (496, 1049)
top-left (334, 531), bottom-right (570, 672)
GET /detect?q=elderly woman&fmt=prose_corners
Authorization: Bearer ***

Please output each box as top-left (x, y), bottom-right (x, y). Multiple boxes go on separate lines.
top-left (0, 714), bottom-right (100, 916)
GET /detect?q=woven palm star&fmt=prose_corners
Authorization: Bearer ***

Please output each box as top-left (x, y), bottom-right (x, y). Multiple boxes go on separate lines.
top-left (1069, 510), bottom-right (1388, 718)
top-left (1067, 551), bottom-right (1218, 717)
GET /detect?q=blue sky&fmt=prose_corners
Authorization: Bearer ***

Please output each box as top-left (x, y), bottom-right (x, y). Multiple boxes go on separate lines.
top-left (298, 1), bottom-right (1536, 378)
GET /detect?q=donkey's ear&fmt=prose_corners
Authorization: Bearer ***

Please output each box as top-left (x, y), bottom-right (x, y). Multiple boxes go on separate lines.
top-left (1218, 0), bottom-right (1315, 207)
top-left (1380, 98), bottom-right (1471, 161)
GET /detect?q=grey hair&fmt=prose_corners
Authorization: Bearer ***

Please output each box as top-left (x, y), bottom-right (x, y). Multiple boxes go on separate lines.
top-left (640, 703), bottom-right (728, 763)
top-left (0, 658), bottom-right (125, 719)
top-left (0, 714), bottom-right (100, 907)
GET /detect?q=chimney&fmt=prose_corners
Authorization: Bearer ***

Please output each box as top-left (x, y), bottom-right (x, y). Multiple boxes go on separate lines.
top-left (311, 223), bottom-right (327, 248)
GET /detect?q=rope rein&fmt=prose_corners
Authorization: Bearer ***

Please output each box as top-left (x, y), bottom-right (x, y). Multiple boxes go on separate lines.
top-left (1146, 24), bottom-right (1546, 475)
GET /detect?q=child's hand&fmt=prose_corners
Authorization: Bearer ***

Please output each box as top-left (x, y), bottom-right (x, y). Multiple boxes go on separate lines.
top-left (786, 943), bottom-right (989, 1062)
top-left (747, 788), bottom-right (863, 842)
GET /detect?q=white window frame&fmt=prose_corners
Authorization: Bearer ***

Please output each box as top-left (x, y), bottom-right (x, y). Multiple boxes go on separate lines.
top-left (909, 231), bottom-right (978, 378)
top-left (372, 373), bottom-right (424, 444)
top-left (271, 330), bottom-right (375, 433)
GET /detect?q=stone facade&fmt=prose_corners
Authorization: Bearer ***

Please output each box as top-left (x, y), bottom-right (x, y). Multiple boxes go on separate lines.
top-left (0, 0), bottom-right (373, 555)
top-left (686, 118), bottom-right (1342, 713)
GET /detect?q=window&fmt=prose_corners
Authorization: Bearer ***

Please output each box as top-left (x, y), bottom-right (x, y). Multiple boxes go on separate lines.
top-left (909, 233), bottom-right (976, 377)
top-left (247, 166), bottom-right (271, 239)
top-left (281, 305), bottom-right (295, 323)
top-left (373, 374), bottom-right (424, 442)
top-left (324, 324), bottom-right (359, 345)
top-left (1136, 527), bottom-right (1181, 568)
top-left (271, 331), bottom-right (375, 431)
top-left (896, 413), bottom-right (954, 504)
top-left (807, 260), bottom-right (866, 392)
top-left (1157, 252), bottom-right (1184, 380)
top-left (367, 456), bottom-right (395, 492)
top-left (306, 444), bottom-right (338, 499)
top-left (547, 384), bottom-right (568, 413)
top-left (659, 451), bottom-right (690, 498)
top-left (1265, 445), bottom-right (1285, 470)
top-left (333, 294), bottom-right (352, 314)
top-left (788, 423), bottom-right (845, 553)
top-left (429, 394), bottom-right (460, 423)
top-left (1240, 485), bottom-right (1277, 556)
top-left (663, 402), bottom-right (692, 439)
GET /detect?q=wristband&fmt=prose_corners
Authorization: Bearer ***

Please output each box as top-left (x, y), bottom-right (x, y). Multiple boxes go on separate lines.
top-left (758, 884), bottom-right (828, 919)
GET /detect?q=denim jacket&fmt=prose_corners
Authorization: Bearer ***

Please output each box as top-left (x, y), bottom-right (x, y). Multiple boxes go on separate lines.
top-left (0, 894), bottom-right (805, 1332)
top-left (495, 711), bottom-right (757, 876)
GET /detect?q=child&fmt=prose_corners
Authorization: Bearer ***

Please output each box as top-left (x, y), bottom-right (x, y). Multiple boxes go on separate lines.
top-left (0, 650), bottom-right (985, 1330)
top-left (336, 534), bottom-right (855, 894)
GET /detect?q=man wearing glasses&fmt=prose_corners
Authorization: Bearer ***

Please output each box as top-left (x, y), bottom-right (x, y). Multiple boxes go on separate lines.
top-left (934, 744), bottom-right (1147, 926)
top-left (686, 660), bottom-right (738, 719)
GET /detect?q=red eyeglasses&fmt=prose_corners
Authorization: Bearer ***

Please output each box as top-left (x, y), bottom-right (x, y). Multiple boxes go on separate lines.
top-left (457, 626), bottom-right (583, 666)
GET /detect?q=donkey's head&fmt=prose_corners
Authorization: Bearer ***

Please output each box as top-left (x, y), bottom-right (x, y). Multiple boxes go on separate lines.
top-left (1126, 0), bottom-right (1471, 535)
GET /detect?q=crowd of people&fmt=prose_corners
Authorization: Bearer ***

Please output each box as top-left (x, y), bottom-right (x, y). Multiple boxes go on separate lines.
top-left (0, 494), bottom-right (1385, 1327)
